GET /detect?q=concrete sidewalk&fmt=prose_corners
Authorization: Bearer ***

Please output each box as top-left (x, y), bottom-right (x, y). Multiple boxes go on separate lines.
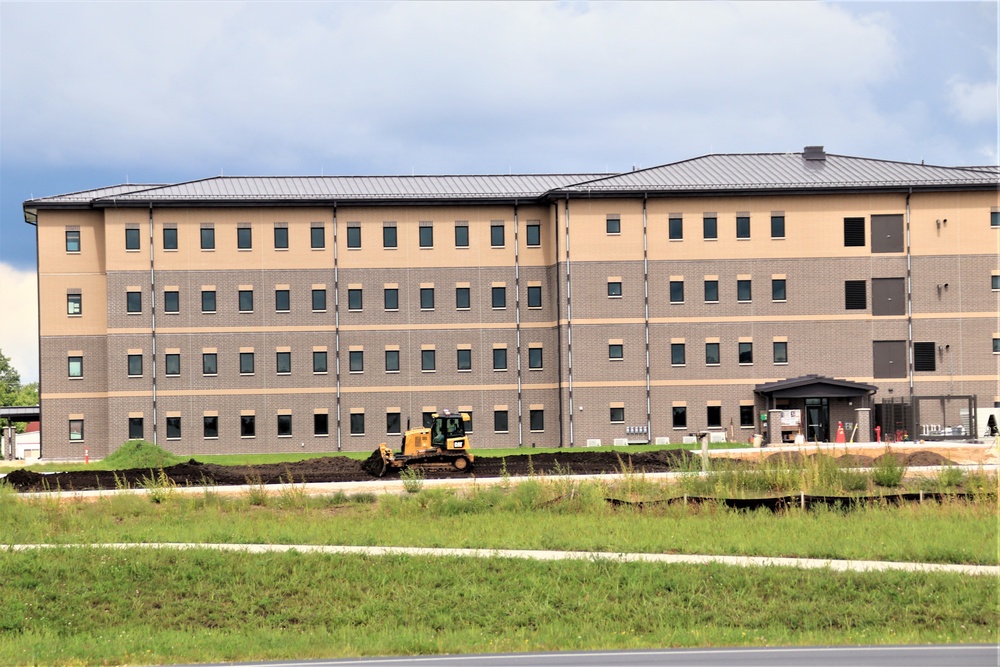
top-left (8, 543), bottom-right (997, 577)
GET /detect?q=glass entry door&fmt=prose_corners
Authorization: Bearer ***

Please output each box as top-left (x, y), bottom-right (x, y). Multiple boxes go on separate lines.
top-left (805, 398), bottom-right (829, 442)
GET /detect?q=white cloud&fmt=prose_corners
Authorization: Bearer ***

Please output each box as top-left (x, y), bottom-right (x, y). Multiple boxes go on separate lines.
top-left (0, 263), bottom-right (38, 384)
top-left (948, 78), bottom-right (999, 124)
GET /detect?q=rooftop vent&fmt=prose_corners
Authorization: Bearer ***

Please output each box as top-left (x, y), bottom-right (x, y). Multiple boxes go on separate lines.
top-left (804, 146), bottom-right (826, 161)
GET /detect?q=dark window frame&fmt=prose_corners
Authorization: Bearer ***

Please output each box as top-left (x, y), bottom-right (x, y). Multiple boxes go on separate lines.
top-left (419, 225), bottom-right (434, 248)
top-left (274, 226), bottom-right (289, 249)
top-left (126, 291), bottom-right (142, 314)
top-left (526, 223), bottom-right (541, 247)
top-left (527, 285), bottom-right (542, 308)
top-left (490, 224), bottom-right (505, 247)
top-left (314, 225), bottom-right (329, 249)
top-left (125, 228), bottom-right (141, 251)
top-left (772, 279), bottom-right (787, 302)
top-left (736, 216), bottom-right (751, 239)
top-left (671, 343), bottom-right (686, 366)
top-left (608, 281), bottom-right (622, 297)
top-left (275, 289), bottom-right (290, 312)
top-left (421, 349), bottom-right (436, 371)
top-left (704, 280), bottom-right (719, 303)
top-left (278, 414), bottom-right (293, 437)
top-left (349, 350), bottom-right (364, 373)
top-left (201, 227), bottom-right (215, 250)
top-left (669, 280), bottom-right (684, 304)
top-left (668, 217), bottom-right (683, 240)
top-left (203, 415), bottom-right (219, 439)
top-left (202, 353), bottom-right (218, 375)
top-left (385, 349), bottom-right (400, 372)
top-left (127, 354), bottom-right (143, 377)
top-left (201, 290), bottom-right (217, 313)
top-left (454, 224), bottom-right (469, 248)
top-left (492, 347), bottom-right (507, 371)
top-left (309, 287), bottom-right (327, 312)
top-left (383, 226), bottom-right (397, 249)
top-left (164, 290), bottom-right (180, 314)
top-left (65, 230), bottom-right (81, 253)
top-left (705, 342), bottom-right (720, 366)
top-left (277, 351), bottom-right (292, 374)
top-left (237, 227), bottom-right (253, 250)
top-left (491, 286), bottom-right (506, 309)
top-left (420, 287), bottom-right (435, 310)
top-left (313, 351), bottom-right (328, 374)
top-left (165, 353), bottom-right (180, 376)
top-left (737, 279), bottom-right (752, 302)
top-left (384, 288), bottom-right (399, 311)
top-left (773, 341), bottom-right (788, 364)
top-left (528, 347), bottom-right (543, 370)
top-left (494, 410), bottom-right (509, 433)
top-left (163, 227), bottom-right (178, 250)
top-left (770, 215), bottom-right (785, 239)
top-left (238, 289), bottom-right (254, 313)
top-left (738, 342), bottom-right (754, 365)
top-left (239, 352), bottom-right (255, 375)
top-left (703, 216), bottom-right (718, 240)
top-left (457, 348), bottom-right (472, 371)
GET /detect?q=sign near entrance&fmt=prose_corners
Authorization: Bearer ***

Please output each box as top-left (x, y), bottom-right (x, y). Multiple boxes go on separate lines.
top-left (778, 410), bottom-right (801, 427)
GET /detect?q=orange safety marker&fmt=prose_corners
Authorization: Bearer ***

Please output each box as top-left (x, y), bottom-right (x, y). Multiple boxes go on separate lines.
top-left (835, 421), bottom-right (846, 444)
top-left (84, 447), bottom-right (89, 464)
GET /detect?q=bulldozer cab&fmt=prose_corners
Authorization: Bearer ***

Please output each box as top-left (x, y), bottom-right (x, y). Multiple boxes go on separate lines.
top-left (430, 413), bottom-right (466, 448)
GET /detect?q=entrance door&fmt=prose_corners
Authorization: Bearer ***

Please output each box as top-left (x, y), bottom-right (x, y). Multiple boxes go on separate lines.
top-left (805, 398), bottom-right (829, 442)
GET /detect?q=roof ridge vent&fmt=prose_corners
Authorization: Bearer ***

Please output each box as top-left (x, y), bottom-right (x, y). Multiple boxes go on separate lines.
top-left (804, 145), bottom-right (826, 161)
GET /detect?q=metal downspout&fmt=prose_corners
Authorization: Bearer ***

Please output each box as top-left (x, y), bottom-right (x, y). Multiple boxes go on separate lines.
top-left (514, 202), bottom-right (523, 447)
top-left (643, 194), bottom-right (651, 441)
top-left (564, 195), bottom-right (574, 447)
top-left (333, 205), bottom-right (341, 451)
top-left (553, 202), bottom-right (564, 448)
top-left (32, 214), bottom-right (42, 458)
top-left (905, 189), bottom-right (913, 399)
top-left (149, 205), bottom-right (157, 446)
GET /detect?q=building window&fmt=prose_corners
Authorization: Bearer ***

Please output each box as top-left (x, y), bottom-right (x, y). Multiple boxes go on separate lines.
top-left (529, 409), bottom-right (544, 432)
top-left (275, 289), bottom-right (290, 312)
top-left (239, 352), bottom-right (255, 375)
top-left (313, 351), bottom-right (327, 373)
top-left (128, 417), bottom-right (144, 440)
top-left (610, 407), bottom-right (625, 423)
top-left (844, 217), bottom-right (866, 246)
top-left (463, 412), bottom-right (474, 433)
top-left (350, 413), bottom-right (365, 435)
top-left (241, 415), bottom-right (255, 438)
top-left (736, 216), bottom-right (750, 239)
top-left (274, 226), bottom-right (289, 249)
top-left (672, 406), bottom-right (687, 429)
top-left (608, 281), bottom-right (622, 298)
top-left (313, 288), bottom-right (329, 312)
top-left (740, 406), bottom-right (755, 428)
top-left (669, 280), bottom-right (684, 304)
top-left (349, 350), bottom-right (364, 373)
top-left (703, 216), bottom-right (717, 240)
top-left (165, 353), bottom-right (180, 376)
top-left (491, 286), bottom-right (506, 309)
top-left (994, 337), bottom-right (1000, 354)
top-left (527, 285), bottom-right (542, 309)
top-left (420, 287), bottom-right (435, 310)
top-left (771, 215), bottom-right (785, 239)
top-left (126, 291), bottom-right (142, 314)
top-left (386, 412), bottom-right (401, 435)
top-left (164, 290), bottom-right (179, 313)
top-left (419, 225), bottom-right (433, 248)
top-left (738, 342), bottom-right (753, 364)
top-left (737, 279), bottom-right (752, 302)
top-left (239, 290), bottom-right (254, 313)
top-left (671, 343), bottom-right (686, 366)
top-left (668, 217), bottom-right (683, 240)
top-left (315, 225), bottom-right (330, 249)
top-left (343, 288), bottom-right (361, 311)
top-left (609, 344), bottom-right (623, 360)
top-left (203, 416), bottom-right (219, 439)
top-left (201, 290), bottom-right (216, 313)
top-left (202, 353), bottom-right (217, 375)
top-left (528, 347), bottom-right (543, 370)
top-left (163, 227), bottom-right (178, 250)
top-left (455, 224), bottom-right (469, 248)
top-left (707, 406), bottom-right (722, 429)
top-left (345, 226), bottom-right (361, 250)
top-left (383, 226), bottom-right (397, 249)
top-left (66, 230), bottom-right (81, 253)
top-left (491, 224), bottom-right (505, 247)
top-left (127, 354), bottom-right (143, 377)
top-left (68, 356), bottom-right (83, 378)
top-left (201, 227), bottom-right (215, 250)
top-left (493, 348), bottom-right (507, 371)
top-left (457, 349), bottom-right (472, 371)
top-left (421, 349), bottom-right (436, 371)
top-left (526, 223), bottom-right (541, 247)
top-left (992, 211), bottom-right (1000, 228)
top-left (237, 227), bottom-right (252, 250)
top-left (422, 412), bottom-right (435, 428)
top-left (125, 228), bottom-right (141, 251)
top-left (704, 280), bottom-right (719, 303)
top-left (913, 342), bottom-right (936, 371)
top-left (314, 413), bottom-right (329, 436)
top-left (277, 351), bottom-right (292, 374)
top-left (992, 275), bottom-right (1000, 291)
top-left (385, 350), bottom-right (400, 372)
top-left (278, 414), bottom-right (293, 437)
top-left (166, 417), bottom-right (181, 440)
top-left (773, 341), bottom-right (788, 364)
top-left (494, 410), bottom-right (509, 433)
top-left (607, 217), bottom-right (621, 234)
top-left (384, 288), bottom-right (399, 311)
top-left (845, 280), bottom-right (867, 310)
top-left (705, 342), bottom-right (720, 366)
top-left (67, 293), bottom-right (82, 315)
top-left (456, 287), bottom-right (470, 310)
top-left (772, 279), bottom-right (786, 302)
top-left (69, 419), bottom-right (84, 441)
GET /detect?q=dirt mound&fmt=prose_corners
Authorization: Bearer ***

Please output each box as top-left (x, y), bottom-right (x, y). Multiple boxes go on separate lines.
top-left (901, 450), bottom-right (957, 467)
top-left (835, 454), bottom-right (875, 467)
top-left (3, 449), bottom-right (701, 493)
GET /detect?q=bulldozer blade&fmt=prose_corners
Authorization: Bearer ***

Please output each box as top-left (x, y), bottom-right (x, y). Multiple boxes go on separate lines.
top-left (361, 450), bottom-right (388, 477)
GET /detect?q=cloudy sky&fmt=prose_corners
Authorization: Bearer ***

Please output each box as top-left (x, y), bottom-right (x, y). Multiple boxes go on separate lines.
top-left (0, 1), bottom-right (997, 382)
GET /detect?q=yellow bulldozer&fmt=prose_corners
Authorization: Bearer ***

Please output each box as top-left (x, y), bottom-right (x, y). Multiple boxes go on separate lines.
top-left (361, 410), bottom-right (474, 477)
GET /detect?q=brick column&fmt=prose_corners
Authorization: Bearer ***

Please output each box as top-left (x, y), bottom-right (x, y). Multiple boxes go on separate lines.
top-left (854, 407), bottom-right (872, 443)
top-left (768, 410), bottom-right (783, 445)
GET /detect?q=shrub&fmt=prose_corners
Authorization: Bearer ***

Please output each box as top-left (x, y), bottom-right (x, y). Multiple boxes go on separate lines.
top-left (103, 440), bottom-right (183, 470)
top-left (872, 450), bottom-right (906, 488)
top-left (399, 467), bottom-right (426, 494)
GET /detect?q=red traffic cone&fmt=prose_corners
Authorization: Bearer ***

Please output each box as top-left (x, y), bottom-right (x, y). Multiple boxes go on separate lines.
top-left (835, 421), bottom-right (846, 444)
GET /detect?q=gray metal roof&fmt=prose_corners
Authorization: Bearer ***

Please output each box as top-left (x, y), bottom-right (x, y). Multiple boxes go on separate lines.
top-left (555, 152), bottom-right (999, 193)
top-left (25, 184), bottom-right (165, 205)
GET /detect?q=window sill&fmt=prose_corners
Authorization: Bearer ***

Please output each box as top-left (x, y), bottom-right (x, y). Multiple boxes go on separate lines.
top-left (274, 247), bottom-right (288, 251)
top-left (671, 364), bottom-right (686, 368)
top-left (127, 375), bottom-right (142, 379)
top-left (422, 369), bottom-right (436, 373)
top-left (774, 362), bottom-right (788, 366)
top-left (670, 301), bottom-right (684, 305)
top-left (420, 308), bottom-right (435, 312)
top-left (314, 433), bottom-right (330, 438)
top-left (383, 246), bottom-right (398, 250)
top-left (276, 310), bottom-right (290, 314)
top-left (239, 311), bottom-right (254, 315)
top-left (164, 311), bottom-right (179, 315)
top-left (240, 373), bottom-right (255, 376)
top-left (165, 374), bottom-right (180, 378)
top-left (201, 311), bottom-right (217, 315)
top-left (529, 367), bottom-right (543, 371)
top-left (772, 300), bottom-right (787, 304)
top-left (457, 369), bottom-right (471, 373)
top-left (494, 431), bottom-right (509, 434)
top-left (278, 435), bottom-right (292, 438)
top-left (608, 295), bottom-right (623, 299)
top-left (706, 363), bottom-right (720, 367)
top-left (609, 358), bottom-right (623, 362)
top-left (69, 376), bottom-right (83, 380)
top-left (313, 371), bottom-right (328, 375)
top-left (669, 238), bottom-right (683, 242)
top-left (237, 248), bottom-right (253, 252)
top-left (202, 373), bottom-right (217, 377)
top-left (345, 310), bottom-right (360, 313)
top-left (203, 437), bottom-right (218, 440)
top-left (349, 371), bottom-right (364, 374)
top-left (493, 369), bottom-right (508, 372)
top-left (241, 436), bottom-right (256, 439)
top-left (385, 370), bottom-right (400, 374)
top-left (350, 433), bottom-right (366, 437)
top-left (201, 248), bottom-right (215, 252)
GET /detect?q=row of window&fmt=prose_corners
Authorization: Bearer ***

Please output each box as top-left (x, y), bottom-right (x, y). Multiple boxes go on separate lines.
top-left (607, 214), bottom-right (783, 241)
top-left (108, 284), bottom-right (546, 316)
top-left (608, 278), bottom-right (783, 303)
top-left (67, 408), bottom-right (544, 442)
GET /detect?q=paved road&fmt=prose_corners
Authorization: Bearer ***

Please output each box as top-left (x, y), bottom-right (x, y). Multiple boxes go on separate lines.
top-left (10, 542), bottom-right (997, 576)
top-left (198, 645), bottom-right (999, 667)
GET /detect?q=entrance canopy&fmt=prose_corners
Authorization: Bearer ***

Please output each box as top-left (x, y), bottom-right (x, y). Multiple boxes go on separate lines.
top-left (754, 375), bottom-right (877, 408)
top-left (0, 405), bottom-right (40, 422)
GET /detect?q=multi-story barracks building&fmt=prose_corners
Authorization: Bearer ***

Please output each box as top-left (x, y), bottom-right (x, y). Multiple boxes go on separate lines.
top-left (24, 147), bottom-right (1000, 459)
